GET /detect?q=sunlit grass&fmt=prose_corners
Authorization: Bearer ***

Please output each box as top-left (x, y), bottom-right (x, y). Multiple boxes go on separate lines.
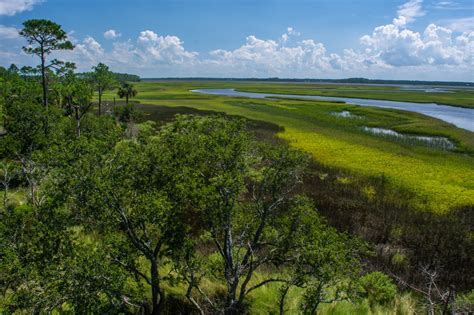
top-left (1, 188), bottom-right (27, 206)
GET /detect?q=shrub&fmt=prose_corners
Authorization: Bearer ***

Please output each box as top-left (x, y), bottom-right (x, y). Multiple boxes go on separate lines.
top-left (359, 272), bottom-right (397, 306)
top-left (453, 290), bottom-right (474, 313)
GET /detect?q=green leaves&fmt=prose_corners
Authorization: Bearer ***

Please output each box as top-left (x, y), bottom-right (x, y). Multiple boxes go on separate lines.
top-left (358, 272), bottom-right (397, 306)
top-left (1, 101), bottom-right (49, 155)
top-left (1, 109), bottom-right (370, 313)
top-left (20, 19), bottom-right (74, 56)
top-left (90, 63), bottom-right (116, 89)
top-left (20, 19), bottom-right (74, 109)
top-left (88, 63), bottom-right (117, 114)
top-left (117, 82), bottom-right (138, 105)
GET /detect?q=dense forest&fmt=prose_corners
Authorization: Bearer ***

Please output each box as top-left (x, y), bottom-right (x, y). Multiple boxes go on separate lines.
top-left (1, 19), bottom-right (473, 314)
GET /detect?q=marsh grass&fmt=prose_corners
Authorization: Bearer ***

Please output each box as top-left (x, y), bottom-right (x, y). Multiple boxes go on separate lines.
top-left (99, 81), bottom-right (474, 213)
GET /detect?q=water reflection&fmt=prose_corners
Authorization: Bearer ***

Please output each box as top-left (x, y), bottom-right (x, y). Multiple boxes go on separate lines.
top-left (191, 89), bottom-right (474, 132)
top-left (362, 127), bottom-right (455, 150)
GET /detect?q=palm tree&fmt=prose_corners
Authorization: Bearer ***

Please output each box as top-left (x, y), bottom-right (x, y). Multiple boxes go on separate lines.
top-left (117, 82), bottom-right (137, 105)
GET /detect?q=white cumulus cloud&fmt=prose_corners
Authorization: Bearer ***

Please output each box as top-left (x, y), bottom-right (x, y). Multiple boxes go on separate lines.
top-left (393, 0), bottom-right (425, 26)
top-left (103, 29), bottom-right (121, 40)
top-left (137, 30), bottom-right (198, 64)
top-left (280, 26), bottom-right (301, 43)
top-left (65, 36), bottom-right (105, 66)
top-left (360, 21), bottom-right (471, 67)
top-left (0, 0), bottom-right (43, 16)
top-left (206, 31), bottom-right (339, 77)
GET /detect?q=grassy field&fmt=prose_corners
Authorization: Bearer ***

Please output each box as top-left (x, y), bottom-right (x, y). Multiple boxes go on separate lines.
top-left (102, 81), bottom-right (474, 213)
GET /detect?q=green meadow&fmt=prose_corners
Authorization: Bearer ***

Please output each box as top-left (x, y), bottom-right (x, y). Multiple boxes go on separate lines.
top-left (103, 81), bottom-right (474, 213)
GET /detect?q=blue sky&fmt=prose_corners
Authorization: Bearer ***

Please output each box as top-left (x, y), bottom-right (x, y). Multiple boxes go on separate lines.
top-left (0, 0), bottom-right (473, 80)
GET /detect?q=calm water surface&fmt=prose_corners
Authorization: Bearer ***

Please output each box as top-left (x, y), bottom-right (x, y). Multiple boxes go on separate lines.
top-left (191, 88), bottom-right (474, 132)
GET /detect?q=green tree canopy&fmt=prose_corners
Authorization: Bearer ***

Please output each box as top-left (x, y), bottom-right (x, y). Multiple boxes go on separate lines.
top-left (19, 19), bottom-right (74, 112)
top-left (88, 63), bottom-right (117, 115)
top-left (117, 82), bottom-right (137, 105)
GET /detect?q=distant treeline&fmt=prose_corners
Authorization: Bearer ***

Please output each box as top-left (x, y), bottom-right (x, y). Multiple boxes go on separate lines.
top-left (113, 72), bottom-right (140, 82)
top-left (143, 77), bottom-right (474, 87)
top-left (76, 71), bottom-right (140, 82)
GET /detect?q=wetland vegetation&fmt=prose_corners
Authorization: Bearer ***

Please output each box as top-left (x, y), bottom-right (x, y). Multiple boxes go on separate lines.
top-left (102, 81), bottom-right (474, 213)
top-left (1, 18), bottom-right (473, 315)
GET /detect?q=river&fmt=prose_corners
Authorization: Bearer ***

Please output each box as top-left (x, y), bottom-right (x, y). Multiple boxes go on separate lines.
top-left (191, 88), bottom-right (474, 132)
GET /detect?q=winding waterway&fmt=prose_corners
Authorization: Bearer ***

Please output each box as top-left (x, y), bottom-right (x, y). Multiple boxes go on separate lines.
top-left (191, 88), bottom-right (474, 132)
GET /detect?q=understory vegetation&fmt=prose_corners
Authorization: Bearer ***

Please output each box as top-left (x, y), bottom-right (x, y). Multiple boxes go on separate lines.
top-left (1, 19), bottom-right (473, 314)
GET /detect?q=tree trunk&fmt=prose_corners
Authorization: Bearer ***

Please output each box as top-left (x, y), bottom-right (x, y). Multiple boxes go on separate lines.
top-left (427, 303), bottom-right (435, 315)
top-left (310, 303), bottom-right (319, 315)
top-left (224, 274), bottom-right (241, 315)
top-left (40, 50), bottom-right (48, 109)
top-left (186, 282), bottom-right (205, 315)
top-left (98, 88), bottom-right (102, 115)
top-left (442, 286), bottom-right (454, 315)
top-left (150, 259), bottom-right (163, 315)
top-left (223, 210), bottom-right (240, 315)
top-left (40, 48), bottom-right (49, 134)
top-left (224, 303), bottom-right (239, 315)
top-left (279, 285), bottom-right (290, 315)
top-left (74, 107), bottom-right (81, 138)
top-left (2, 170), bottom-right (9, 208)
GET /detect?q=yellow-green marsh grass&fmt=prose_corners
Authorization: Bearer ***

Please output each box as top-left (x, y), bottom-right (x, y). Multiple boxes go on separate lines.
top-left (101, 81), bottom-right (474, 213)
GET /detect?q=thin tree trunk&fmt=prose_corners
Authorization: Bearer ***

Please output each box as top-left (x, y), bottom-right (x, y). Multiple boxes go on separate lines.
top-left (186, 282), bottom-right (205, 315)
top-left (308, 284), bottom-right (323, 315)
top-left (98, 88), bottom-right (102, 115)
top-left (442, 286), bottom-right (453, 315)
top-left (2, 169), bottom-right (9, 208)
top-left (40, 49), bottom-right (49, 134)
top-left (279, 285), bottom-right (290, 315)
top-left (150, 259), bottom-right (163, 315)
top-left (74, 107), bottom-right (81, 138)
top-left (40, 51), bottom-right (47, 109)
top-left (225, 276), bottom-right (240, 315)
top-left (427, 302), bottom-right (435, 315)
top-left (3, 184), bottom-right (7, 207)
top-left (223, 209), bottom-right (239, 315)
top-left (310, 303), bottom-right (320, 315)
